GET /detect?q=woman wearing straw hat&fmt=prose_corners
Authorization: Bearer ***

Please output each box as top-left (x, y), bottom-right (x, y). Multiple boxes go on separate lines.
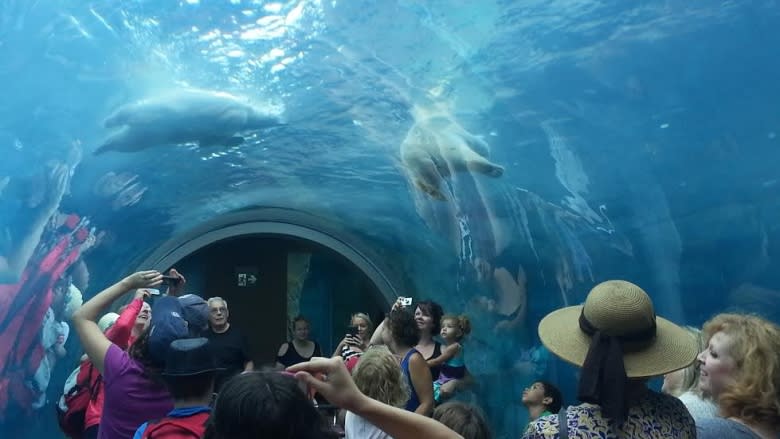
top-left (522, 280), bottom-right (697, 438)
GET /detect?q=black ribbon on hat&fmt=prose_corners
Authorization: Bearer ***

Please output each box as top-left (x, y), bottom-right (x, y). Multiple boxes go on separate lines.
top-left (576, 310), bottom-right (656, 425)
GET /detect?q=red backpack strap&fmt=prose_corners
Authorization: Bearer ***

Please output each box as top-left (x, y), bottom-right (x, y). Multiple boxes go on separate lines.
top-left (143, 411), bottom-right (210, 439)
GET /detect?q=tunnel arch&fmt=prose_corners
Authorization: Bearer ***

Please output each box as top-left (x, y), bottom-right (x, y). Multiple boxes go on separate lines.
top-left (133, 207), bottom-right (398, 306)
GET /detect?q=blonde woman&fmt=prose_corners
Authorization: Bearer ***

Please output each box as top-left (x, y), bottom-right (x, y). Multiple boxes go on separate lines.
top-left (333, 312), bottom-right (374, 365)
top-left (661, 326), bottom-right (718, 422)
top-left (696, 313), bottom-right (780, 439)
top-left (347, 345), bottom-right (410, 439)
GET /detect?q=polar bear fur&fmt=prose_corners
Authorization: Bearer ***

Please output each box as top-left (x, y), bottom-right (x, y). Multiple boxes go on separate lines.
top-left (400, 108), bottom-right (504, 201)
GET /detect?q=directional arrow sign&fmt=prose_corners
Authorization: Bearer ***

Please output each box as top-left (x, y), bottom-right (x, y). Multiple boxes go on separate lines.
top-left (235, 266), bottom-right (259, 288)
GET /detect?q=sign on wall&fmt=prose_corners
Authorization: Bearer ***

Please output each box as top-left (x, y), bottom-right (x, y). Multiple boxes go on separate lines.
top-left (235, 266), bottom-right (259, 287)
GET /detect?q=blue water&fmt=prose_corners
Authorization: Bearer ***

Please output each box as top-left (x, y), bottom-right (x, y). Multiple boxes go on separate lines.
top-left (2, 1), bottom-right (780, 437)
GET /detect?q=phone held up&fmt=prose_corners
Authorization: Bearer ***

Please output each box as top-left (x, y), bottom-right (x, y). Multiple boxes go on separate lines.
top-left (161, 275), bottom-right (181, 286)
top-left (346, 326), bottom-right (359, 337)
top-left (399, 296), bottom-right (413, 306)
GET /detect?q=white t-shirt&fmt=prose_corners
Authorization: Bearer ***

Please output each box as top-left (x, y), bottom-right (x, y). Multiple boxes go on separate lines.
top-left (31, 307), bottom-right (70, 408)
top-left (678, 390), bottom-right (719, 423)
top-left (345, 411), bottom-right (394, 439)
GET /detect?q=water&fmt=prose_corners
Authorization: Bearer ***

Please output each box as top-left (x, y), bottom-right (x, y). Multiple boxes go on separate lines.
top-left (2, 1), bottom-right (780, 437)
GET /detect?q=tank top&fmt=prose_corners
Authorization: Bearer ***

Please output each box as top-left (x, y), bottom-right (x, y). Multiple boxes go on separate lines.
top-left (424, 342), bottom-right (443, 379)
top-left (277, 341), bottom-right (321, 367)
top-left (436, 346), bottom-right (466, 383)
top-left (401, 348), bottom-right (421, 412)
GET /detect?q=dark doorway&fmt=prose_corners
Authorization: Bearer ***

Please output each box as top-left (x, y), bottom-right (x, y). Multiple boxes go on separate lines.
top-left (169, 235), bottom-right (386, 366)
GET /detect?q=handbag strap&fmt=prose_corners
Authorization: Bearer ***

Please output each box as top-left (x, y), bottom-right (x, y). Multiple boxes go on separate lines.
top-left (559, 406), bottom-right (568, 439)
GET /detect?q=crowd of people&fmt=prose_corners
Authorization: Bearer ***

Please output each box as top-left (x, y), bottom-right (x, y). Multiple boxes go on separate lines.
top-left (53, 269), bottom-right (780, 438)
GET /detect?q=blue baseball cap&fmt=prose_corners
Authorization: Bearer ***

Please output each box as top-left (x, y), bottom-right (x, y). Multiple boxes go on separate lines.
top-left (148, 294), bottom-right (209, 366)
top-left (179, 294), bottom-right (209, 336)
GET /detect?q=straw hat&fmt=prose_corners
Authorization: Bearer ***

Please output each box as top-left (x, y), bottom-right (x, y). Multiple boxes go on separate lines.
top-left (538, 280), bottom-right (698, 378)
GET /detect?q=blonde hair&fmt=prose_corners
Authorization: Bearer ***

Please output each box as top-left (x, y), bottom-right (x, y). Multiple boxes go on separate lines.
top-left (433, 401), bottom-right (492, 439)
top-left (668, 326), bottom-right (707, 397)
top-left (351, 312), bottom-right (374, 338)
top-left (352, 345), bottom-right (409, 407)
top-left (702, 313), bottom-right (780, 427)
top-left (441, 314), bottom-right (471, 341)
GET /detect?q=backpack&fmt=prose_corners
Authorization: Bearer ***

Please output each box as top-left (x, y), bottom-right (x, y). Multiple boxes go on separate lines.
top-left (142, 411), bottom-right (210, 439)
top-left (55, 360), bottom-right (100, 438)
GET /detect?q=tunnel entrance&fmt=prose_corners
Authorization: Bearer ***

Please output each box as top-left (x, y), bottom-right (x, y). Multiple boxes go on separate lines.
top-left (133, 208), bottom-right (396, 366)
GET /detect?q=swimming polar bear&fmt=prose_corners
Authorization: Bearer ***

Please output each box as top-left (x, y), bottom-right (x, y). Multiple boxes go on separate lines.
top-left (94, 88), bottom-right (284, 155)
top-left (400, 107), bottom-right (504, 201)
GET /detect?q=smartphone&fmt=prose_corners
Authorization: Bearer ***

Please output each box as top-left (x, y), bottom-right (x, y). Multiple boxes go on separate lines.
top-left (400, 296), bottom-right (413, 306)
top-left (346, 326), bottom-right (359, 337)
top-left (161, 275), bottom-right (181, 286)
top-left (144, 288), bottom-right (161, 296)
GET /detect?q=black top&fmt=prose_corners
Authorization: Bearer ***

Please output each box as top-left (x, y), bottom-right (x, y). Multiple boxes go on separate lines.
top-left (205, 325), bottom-right (251, 392)
top-left (277, 341), bottom-right (322, 368)
top-left (426, 341), bottom-right (443, 378)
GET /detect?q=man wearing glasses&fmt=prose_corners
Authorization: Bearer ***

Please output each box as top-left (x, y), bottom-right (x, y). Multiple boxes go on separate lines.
top-left (205, 297), bottom-right (254, 392)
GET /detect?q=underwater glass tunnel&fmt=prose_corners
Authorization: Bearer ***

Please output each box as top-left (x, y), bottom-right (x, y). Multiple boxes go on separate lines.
top-left (1, 1), bottom-right (779, 437)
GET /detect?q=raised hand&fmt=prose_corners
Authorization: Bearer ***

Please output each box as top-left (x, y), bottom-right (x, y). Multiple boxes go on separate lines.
top-left (42, 163), bottom-right (70, 209)
top-left (165, 268), bottom-right (186, 296)
top-left (287, 357), bottom-right (363, 411)
top-left (122, 270), bottom-right (163, 290)
top-left (134, 288), bottom-right (154, 301)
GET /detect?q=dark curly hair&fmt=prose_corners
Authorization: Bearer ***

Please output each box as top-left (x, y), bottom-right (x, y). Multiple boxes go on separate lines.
top-left (127, 325), bottom-right (165, 386)
top-left (203, 371), bottom-right (336, 439)
top-left (386, 307), bottom-right (421, 348)
top-left (415, 300), bottom-right (444, 334)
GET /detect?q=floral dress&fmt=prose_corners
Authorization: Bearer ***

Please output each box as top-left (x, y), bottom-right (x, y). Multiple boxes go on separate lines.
top-left (522, 390), bottom-right (695, 438)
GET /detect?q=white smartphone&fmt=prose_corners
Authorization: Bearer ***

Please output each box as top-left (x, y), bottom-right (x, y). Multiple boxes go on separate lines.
top-left (400, 296), bottom-right (413, 306)
top-left (144, 288), bottom-right (161, 296)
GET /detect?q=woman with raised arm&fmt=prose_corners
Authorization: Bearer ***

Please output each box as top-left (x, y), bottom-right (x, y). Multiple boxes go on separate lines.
top-left (71, 269), bottom-right (186, 439)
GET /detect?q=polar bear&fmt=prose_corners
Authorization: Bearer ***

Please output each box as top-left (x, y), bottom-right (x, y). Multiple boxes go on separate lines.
top-left (400, 111), bottom-right (504, 201)
top-left (94, 88), bottom-right (284, 155)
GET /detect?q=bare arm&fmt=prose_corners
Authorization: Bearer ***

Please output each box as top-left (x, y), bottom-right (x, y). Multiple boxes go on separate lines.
top-left (0, 165), bottom-right (69, 283)
top-left (242, 333), bottom-right (254, 372)
top-left (353, 392), bottom-right (459, 439)
top-left (276, 342), bottom-right (290, 369)
top-left (369, 318), bottom-right (388, 346)
top-left (288, 357), bottom-right (462, 439)
top-left (332, 339), bottom-right (347, 357)
top-left (438, 368), bottom-right (475, 400)
top-left (370, 297), bottom-right (406, 346)
top-left (409, 353), bottom-right (434, 416)
top-left (333, 335), bottom-right (364, 357)
top-left (426, 343), bottom-right (460, 368)
top-left (163, 268), bottom-right (186, 297)
top-left (72, 271), bottom-right (162, 374)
